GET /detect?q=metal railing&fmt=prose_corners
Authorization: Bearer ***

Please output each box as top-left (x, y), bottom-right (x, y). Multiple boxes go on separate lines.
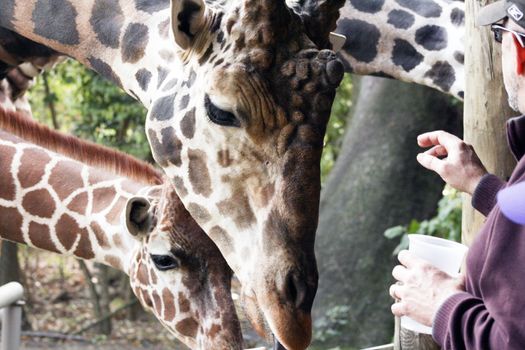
top-left (0, 282), bottom-right (24, 350)
top-left (361, 345), bottom-right (394, 350)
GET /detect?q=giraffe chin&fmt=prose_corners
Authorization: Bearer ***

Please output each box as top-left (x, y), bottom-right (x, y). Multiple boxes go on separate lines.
top-left (242, 290), bottom-right (312, 350)
top-left (266, 311), bottom-right (312, 350)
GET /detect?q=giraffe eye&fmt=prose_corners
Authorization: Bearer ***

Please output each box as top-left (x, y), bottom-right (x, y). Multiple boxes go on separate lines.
top-left (151, 254), bottom-right (179, 271)
top-left (204, 94), bottom-right (240, 127)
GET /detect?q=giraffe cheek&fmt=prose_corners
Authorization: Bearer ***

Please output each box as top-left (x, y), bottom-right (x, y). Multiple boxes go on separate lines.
top-left (139, 288), bottom-right (153, 309)
top-left (147, 127), bottom-right (183, 168)
top-left (217, 149), bottom-right (233, 167)
top-left (187, 148), bottom-right (212, 197)
top-left (162, 288), bottom-right (176, 322)
top-left (252, 182), bottom-right (275, 209)
top-left (152, 290), bottom-right (162, 316)
top-left (136, 262), bottom-right (150, 285)
top-left (175, 317), bottom-right (199, 338)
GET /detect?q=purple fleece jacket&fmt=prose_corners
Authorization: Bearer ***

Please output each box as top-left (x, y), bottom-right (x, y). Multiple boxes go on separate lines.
top-left (432, 115), bottom-right (525, 349)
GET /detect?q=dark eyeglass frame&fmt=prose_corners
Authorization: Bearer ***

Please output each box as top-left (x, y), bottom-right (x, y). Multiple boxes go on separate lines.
top-left (491, 24), bottom-right (525, 48)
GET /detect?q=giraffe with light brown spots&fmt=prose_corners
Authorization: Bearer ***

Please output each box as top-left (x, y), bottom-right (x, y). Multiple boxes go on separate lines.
top-left (0, 107), bottom-right (245, 349)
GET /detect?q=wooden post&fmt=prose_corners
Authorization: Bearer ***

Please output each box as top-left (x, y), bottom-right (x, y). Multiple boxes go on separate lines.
top-left (393, 315), bottom-right (439, 350)
top-left (463, 0), bottom-right (516, 246)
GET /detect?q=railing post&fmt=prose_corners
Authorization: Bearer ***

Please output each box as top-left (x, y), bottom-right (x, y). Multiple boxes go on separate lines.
top-left (394, 316), bottom-right (400, 350)
top-left (0, 282), bottom-right (24, 350)
top-left (1, 301), bottom-right (23, 350)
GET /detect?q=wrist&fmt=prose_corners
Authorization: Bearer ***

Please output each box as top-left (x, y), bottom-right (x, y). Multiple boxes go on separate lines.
top-left (467, 172), bottom-right (488, 195)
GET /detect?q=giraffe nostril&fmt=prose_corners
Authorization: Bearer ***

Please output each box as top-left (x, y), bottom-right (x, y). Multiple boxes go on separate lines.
top-left (278, 270), bottom-right (313, 312)
top-left (326, 59), bottom-right (344, 86)
top-left (287, 273), bottom-right (299, 305)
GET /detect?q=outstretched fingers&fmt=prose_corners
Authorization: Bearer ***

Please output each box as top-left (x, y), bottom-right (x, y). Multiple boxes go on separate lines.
top-left (417, 130), bottom-right (462, 150)
top-left (425, 145), bottom-right (448, 157)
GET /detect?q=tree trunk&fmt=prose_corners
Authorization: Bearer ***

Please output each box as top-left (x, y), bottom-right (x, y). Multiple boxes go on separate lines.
top-left (42, 70), bottom-right (59, 130)
top-left (97, 263), bottom-right (112, 335)
top-left (0, 241), bottom-right (20, 285)
top-left (463, 0), bottom-right (516, 245)
top-left (78, 261), bottom-right (112, 335)
top-left (312, 76), bottom-right (462, 348)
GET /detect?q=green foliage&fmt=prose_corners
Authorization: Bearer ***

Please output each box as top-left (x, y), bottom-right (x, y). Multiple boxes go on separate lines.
top-left (29, 59), bottom-right (151, 161)
top-left (313, 304), bottom-right (352, 344)
top-left (384, 186), bottom-right (462, 255)
top-left (321, 74), bottom-right (352, 183)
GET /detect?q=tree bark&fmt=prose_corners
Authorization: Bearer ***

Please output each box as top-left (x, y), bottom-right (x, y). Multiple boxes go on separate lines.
top-left (78, 261), bottom-right (104, 331)
top-left (96, 263), bottom-right (112, 335)
top-left (312, 76), bottom-right (462, 348)
top-left (0, 241), bottom-right (20, 285)
top-left (463, 0), bottom-right (516, 245)
top-left (42, 70), bottom-right (59, 130)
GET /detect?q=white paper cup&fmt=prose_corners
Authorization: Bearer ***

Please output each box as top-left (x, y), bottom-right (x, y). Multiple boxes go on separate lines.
top-left (400, 234), bottom-right (468, 334)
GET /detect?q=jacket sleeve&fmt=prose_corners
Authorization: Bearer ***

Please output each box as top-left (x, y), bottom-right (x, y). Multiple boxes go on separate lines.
top-left (432, 292), bottom-right (521, 349)
top-left (471, 174), bottom-right (506, 216)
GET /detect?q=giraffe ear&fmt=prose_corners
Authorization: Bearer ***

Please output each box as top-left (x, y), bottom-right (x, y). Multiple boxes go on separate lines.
top-left (171, 0), bottom-right (208, 50)
top-left (124, 197), bottom-right (152, 237)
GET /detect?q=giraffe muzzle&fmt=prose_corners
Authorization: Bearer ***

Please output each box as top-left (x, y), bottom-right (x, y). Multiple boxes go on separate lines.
top-left (277, 268), bottom-right (317, 313)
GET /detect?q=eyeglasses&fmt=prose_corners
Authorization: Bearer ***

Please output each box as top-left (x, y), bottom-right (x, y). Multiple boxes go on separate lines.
top-left (491, 24), bottom-right (525, 48)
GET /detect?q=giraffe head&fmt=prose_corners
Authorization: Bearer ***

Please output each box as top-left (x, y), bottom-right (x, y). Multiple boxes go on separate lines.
top-left (0, 106), bottom-right (242, 349)
top-left (126, 183), bottom-right (242, 349)
top-left (146, 1), bottom-right (344, 348)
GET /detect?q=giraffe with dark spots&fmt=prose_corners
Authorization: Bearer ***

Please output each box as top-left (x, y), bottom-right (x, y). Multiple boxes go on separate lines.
top-left (1, 1), bottom-right (350, 347)
top-left (122, 23), bottom-right (149, 63)
top-left (327, 0), bottom-right (465, 99)
top-left (90, 0), bottom-right (124, 49)
top-left (187, 202), bottom-right (212, 223)
top-left (0, 108), bottom-right (242, 349)
top-left (0, 0), bottom-right (468, 123)
top-left (181, 107), bottom-right (196, 138)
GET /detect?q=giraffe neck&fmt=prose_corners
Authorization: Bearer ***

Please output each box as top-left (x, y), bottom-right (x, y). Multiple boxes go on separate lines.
top-left (0, 0), bottom-right (180, 108)
top-left (0, 0), bottom-right (467, 102)
top-left (0, 128), bottom-right (154, 274)
top-left (334, 0), bottom-right (465, 99)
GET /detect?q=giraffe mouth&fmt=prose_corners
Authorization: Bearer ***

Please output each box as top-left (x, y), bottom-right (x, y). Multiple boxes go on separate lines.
top-left (273, 337), bottom-right (286, 350)
top-left (241, 286), bottom-right (312, 350)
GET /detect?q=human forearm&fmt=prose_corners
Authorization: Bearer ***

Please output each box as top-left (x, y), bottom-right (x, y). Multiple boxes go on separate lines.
top-left (433, 292), bottom-right (515, 350)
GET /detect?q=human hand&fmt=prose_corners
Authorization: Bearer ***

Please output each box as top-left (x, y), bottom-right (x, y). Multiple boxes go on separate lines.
top-left (389, 250), bottom-right (465, 326)
top-left (416, 131), bottom-right (487, 195)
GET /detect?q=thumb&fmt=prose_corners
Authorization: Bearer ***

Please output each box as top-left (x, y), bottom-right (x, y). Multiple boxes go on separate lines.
top-left (417, 153), bottom-right (445, 175)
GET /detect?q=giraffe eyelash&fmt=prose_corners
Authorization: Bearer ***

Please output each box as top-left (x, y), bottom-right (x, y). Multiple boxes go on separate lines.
top-left (204, 94), bottom-right (240, 127)
top-left (151, 254), bottom-right (180, 271)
